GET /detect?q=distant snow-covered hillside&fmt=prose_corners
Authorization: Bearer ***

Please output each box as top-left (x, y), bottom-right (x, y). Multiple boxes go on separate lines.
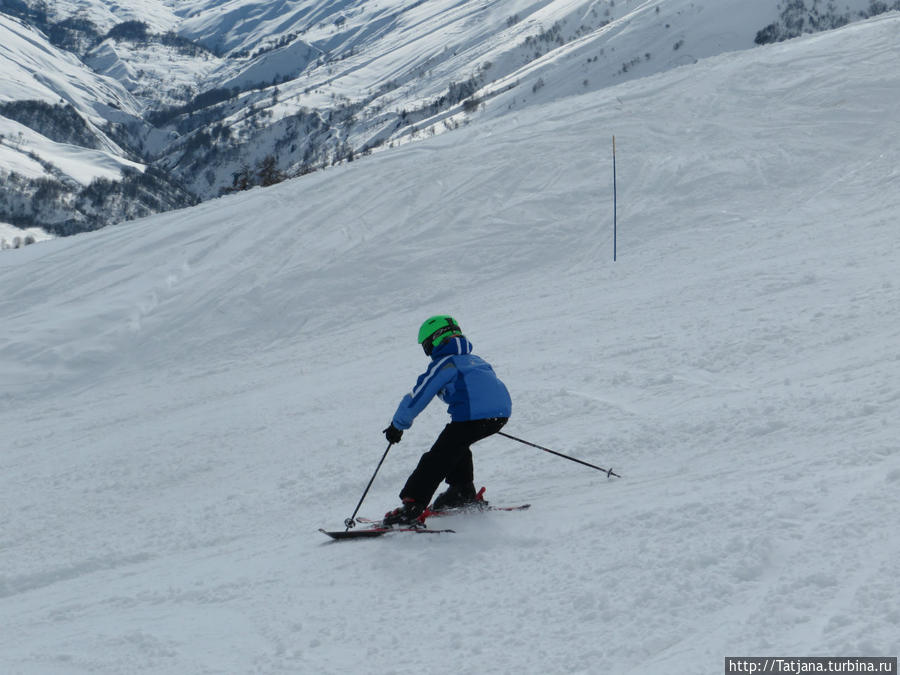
top-left (1, 0), bottom-right (896, 238)
top-left (0, 13), bottom-right (196, 234)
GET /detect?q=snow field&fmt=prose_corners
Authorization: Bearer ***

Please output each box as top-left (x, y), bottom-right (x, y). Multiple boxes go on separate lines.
top-left (1, 14), bottom-right (900, 674)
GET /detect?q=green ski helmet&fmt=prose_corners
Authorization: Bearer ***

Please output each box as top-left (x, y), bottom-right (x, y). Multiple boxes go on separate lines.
top-left (418, 315), bottom-right (462, 356)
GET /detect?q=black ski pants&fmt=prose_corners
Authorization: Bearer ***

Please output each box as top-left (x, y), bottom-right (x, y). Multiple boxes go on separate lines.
top-left (399, 417), bottom-right (507, 505)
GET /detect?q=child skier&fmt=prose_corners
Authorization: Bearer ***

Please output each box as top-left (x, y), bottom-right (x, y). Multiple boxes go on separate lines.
top-left (382, 315), bottom-right (512, 526)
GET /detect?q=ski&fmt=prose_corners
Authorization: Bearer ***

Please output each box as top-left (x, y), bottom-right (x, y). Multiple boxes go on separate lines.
top-left (356, 487), bottom-right (530, 524)
top-left (319, 527), bottom-right (454, 541)
top-left (428, 502), bottom-right (531, 517)
top-left (354, 503), bottom-right (530, 525)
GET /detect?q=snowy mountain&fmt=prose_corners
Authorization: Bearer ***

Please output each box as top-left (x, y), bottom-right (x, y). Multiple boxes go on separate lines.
top-left (2, 0), bottom-right (897, 240)
top-left (2, 11), bottom-right (899, 673)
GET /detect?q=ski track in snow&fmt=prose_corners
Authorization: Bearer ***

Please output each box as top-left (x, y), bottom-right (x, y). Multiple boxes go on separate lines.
top-left (2, 14), bottom-right (900, 675)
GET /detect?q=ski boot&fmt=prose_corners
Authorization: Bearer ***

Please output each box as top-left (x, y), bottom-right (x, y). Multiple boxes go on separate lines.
top-left (431, 483), bottom-right (488, 511)
top-left (382, 498), bottom-right (425, 527)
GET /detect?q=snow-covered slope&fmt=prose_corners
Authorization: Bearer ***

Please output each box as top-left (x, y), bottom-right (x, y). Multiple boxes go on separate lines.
top-left (0, 14), bottom-right (139, 120)
top-left (84, 36), bottom-right (221, 109)
top-left (0, 221), bottom-right (51, 249)
top-left (0, 14), bottom-right (143, 175)
top-left (2, 14), bottom-right (899, 674)
top-left (41, 0), bottom-right (179, 35)
top-left (0, 13), bottom-right (198, 234)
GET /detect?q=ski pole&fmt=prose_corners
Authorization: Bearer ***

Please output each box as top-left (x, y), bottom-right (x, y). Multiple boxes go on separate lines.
top-left (344, 442), bottom-right (393, 530)
top-left (613, 134), bottom-right (617, 262)
top-left (497, 431), bottom-right (621, 478)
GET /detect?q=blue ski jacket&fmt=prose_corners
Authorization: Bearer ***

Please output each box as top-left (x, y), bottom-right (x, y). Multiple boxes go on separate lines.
top-left (391, 337), bottom-right (511, 430)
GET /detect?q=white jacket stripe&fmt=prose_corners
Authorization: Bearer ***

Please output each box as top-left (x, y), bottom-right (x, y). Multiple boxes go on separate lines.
top-left (410, 355), bottom-right (453, 399)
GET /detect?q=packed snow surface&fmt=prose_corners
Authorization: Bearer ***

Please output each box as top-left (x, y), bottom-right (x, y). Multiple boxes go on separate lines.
top-left (2, 14), bottom-right (899, 675)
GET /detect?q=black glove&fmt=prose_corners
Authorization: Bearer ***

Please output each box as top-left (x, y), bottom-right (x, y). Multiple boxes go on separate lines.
top-left (383, 424), bottom-right (403, 444)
